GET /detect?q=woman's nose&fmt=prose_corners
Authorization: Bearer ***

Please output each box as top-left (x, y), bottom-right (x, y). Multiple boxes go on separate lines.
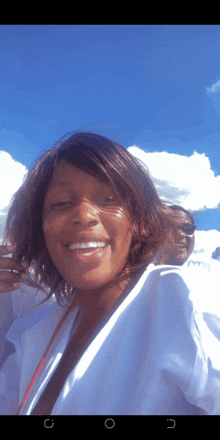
top-left (70, 200), bottom-right (99, 225)
top-left (176, 228), bottom-right (186, 241)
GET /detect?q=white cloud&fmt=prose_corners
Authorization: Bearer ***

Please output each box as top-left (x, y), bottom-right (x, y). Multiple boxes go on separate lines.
top-left (0, 151), bottom-right (27, 212)
top-left (128, 146), bottom-right (220, 211)
top-left (191, 229), bottom-right (220, 261)
top-left (206, 80), bottom-right (220, 94)
top-left (0, 151), bottom-right (27, 243)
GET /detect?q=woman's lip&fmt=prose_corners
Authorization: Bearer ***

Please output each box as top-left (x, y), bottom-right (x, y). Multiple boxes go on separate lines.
top-left (176, 243), bottom-right (187, 248)
top-left (68, 243), bottom-right (111, 264)
top-left (176, 245), bottom-right (187, 252)
top-left (65, 238), bottom-right (111, 248)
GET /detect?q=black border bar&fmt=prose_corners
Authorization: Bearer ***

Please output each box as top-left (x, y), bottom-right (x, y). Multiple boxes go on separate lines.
top-left (0, 415), bottom-right (219, 432)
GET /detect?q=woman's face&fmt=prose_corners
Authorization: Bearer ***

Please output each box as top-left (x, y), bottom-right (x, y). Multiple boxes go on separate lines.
top-left (42, 160), bottom-right (133, 294)
top-left (165, 211), bottom-right (195, 265)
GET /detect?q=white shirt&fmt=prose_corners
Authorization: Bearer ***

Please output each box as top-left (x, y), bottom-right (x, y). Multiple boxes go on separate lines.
top-left (1, 263), bottom-right (220, 415)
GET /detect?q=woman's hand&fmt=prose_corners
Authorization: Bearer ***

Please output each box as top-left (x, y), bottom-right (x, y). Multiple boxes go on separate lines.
top-left (0, 245), bottom-right (28, 293)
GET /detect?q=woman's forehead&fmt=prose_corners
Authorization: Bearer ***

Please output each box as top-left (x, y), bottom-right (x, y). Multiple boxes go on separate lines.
top-left (174, 210), bottom-right (193, 224)
top-left (49, 160), bottom-right (111, 190)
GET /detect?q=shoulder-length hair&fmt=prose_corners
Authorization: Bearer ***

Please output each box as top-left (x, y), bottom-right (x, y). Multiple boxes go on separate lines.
top-left (3, 131), bottom-right (171, 305)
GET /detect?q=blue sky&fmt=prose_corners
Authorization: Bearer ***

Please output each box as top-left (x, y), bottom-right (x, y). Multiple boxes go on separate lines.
top-left (1, 24), bottom-right (220, 240)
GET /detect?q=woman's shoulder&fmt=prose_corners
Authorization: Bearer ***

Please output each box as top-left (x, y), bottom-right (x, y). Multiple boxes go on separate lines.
top-left (6, 286), bottom-right (65, 346)
top-left (141, 262), bottom-right (188, 287)
top-left (146, 261), bottom-right (220, 287)
top-left (140, 263), bottom-right (220, 315)
top-left (11, 284), bottom-right (57, 319)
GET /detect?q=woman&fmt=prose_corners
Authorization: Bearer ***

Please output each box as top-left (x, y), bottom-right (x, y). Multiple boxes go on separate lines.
top-left (154, 205), bottom-right (196, 266)
top-left (0, 132), bottom-right (220, 415)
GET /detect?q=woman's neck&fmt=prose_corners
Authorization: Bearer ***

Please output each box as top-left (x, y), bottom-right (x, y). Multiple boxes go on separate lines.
top-left (73, 276), bottom-right (131, 324)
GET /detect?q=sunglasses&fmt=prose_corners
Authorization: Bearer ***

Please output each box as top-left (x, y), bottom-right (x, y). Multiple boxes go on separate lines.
top-left (179, 223), bottom-right (196, 236)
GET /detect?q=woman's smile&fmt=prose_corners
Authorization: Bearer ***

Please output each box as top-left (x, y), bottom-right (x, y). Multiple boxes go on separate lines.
top-left (66, 241), bottom-right (111, 264)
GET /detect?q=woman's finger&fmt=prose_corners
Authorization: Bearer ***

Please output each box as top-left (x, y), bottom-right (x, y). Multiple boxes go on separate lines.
top-left (0, 270), bottom-right (27, 294)
top-left (0, 246), bottom-right (28, 273)
top-left (0, 256), bottom-right (28, 272)
top-left (0, 270), bottom-right (26, 284)
top-left (0, 245), bottom-right (15, 255)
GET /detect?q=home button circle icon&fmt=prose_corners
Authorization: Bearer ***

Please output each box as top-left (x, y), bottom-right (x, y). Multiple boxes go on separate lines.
top-left (104, 418), bottom-right (115, 429)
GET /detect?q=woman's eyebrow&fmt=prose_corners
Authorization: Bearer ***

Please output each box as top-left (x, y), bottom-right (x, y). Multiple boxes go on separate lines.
top-left (50, 181), bottom-right (71, 188)
top-left (48, 180), bottom-right (111, 192)
top-left (45, 182), bottom-right (74, 197)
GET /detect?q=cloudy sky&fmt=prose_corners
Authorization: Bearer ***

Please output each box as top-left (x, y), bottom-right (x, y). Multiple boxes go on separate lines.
top-left (1, 25), bottom-right (220, 260)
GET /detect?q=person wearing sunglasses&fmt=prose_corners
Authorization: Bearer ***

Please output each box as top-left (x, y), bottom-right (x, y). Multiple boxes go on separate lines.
top-left (155, 205), bottom-right (196, 266)
top-left (1, 133), bottom-right (220, 416)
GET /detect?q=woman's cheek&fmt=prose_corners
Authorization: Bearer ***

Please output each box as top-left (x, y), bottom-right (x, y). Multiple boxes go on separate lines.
top-left (42, 212), bottom-right (67, 240)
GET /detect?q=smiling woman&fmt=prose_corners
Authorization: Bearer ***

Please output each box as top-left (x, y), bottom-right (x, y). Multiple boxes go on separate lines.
top-left (155, 205), bottom-right (196, 266)
top-left (2, 131), bottom-right (170, 304)
top-left (42, 162), bottom-right (134, 303)
top-left (1, 131), bottom-right (220, 416)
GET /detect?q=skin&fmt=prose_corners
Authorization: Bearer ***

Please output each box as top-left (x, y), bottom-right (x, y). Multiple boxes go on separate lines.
top-left (162, 211), bottom-right (195, 265)
top-left (42, 160), bottom-right (133, 323)
top-left (0, 246), bottom-right (28, 293)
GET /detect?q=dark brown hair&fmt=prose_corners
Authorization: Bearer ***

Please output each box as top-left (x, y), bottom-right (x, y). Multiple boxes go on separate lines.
top-left (169, 204), bottom-right (195, 224)
top-left (3, 131), bottom-right (171, 305)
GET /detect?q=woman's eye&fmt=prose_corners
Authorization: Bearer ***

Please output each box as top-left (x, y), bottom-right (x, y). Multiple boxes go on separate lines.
top-left (100, 196), bottom-right (117, 204)
top-left (104, 196), bottom-right (116, 202)
top-left (49, 196), bottom-right (119, 211)
top-left (52, 201), bottom-right (72, 209)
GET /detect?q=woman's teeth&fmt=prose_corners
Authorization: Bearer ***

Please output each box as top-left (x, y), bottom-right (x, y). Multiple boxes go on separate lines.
top-left (68, 241), bottom-right (107, 251)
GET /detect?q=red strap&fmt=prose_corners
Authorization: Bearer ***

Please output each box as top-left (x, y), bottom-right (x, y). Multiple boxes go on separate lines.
top-left (16, 302), bottom-right (75, 414)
